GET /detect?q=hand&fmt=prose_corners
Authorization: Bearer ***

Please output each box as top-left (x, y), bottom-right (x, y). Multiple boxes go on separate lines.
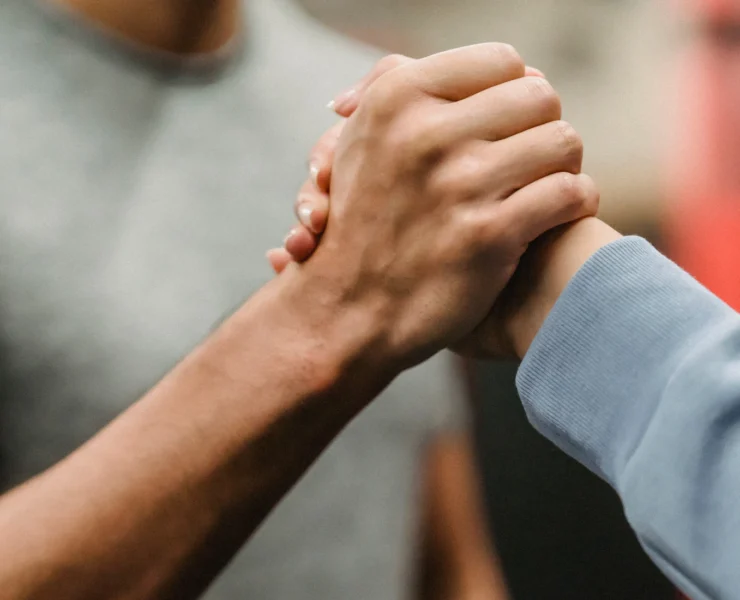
top-left (268, 54), bottom-right (418, 273)
top-left (268, 55), bottom-right (544, 272)
top-left (457, 217), bottom-right (619, 359)
top-left (270, 50), bottom-right (598, 361)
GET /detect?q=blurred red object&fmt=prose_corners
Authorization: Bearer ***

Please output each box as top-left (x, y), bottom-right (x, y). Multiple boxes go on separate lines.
top-left (665, 0), bottom-right (740, 312)
top-left (665, 4), bottom-right (736, 599)
top-left (668, 0), bottom-right (740, 593)
top-left (677, 0), bottom-right (740, 20)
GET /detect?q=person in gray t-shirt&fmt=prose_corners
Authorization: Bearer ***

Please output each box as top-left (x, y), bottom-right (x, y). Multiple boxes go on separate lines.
top-left (0, 1), bottom-right (508, 598)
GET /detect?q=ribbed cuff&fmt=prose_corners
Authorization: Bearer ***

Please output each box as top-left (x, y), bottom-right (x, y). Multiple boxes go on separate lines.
top-left (516, 237), bottom-right (732, 487)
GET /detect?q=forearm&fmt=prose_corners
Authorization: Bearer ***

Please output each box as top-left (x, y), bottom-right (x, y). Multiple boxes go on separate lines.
top-left (505, 217), bottom-right (622, 359)
top-left (419, 432), bottom-right (509, 600)
top-left (510, 220), bottom-right (740, 598)
top-left (0, 271), bottom-right (393, 600)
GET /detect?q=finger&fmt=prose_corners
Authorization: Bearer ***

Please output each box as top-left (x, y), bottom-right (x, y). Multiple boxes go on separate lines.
top-left (330, 53), bottom-right (543, 118)
top-left (284, 224), bottom-right (320, 262)
top-left (295, 180), bottom-right (330, 234)
top-left (498, 173), bottom-right (600, 244)
top-left (330, 54), bottom-right (413, 117)
top-left (307, 121), bottom-right (345, 194)
top-left (455, 120), bottom-right (582, 197)
top-left (445, 76), bottom-right (562, 142)
top-left (267, 248), bottom-right (293, 275)
top-left (407, 43), bottom-right (526, 102)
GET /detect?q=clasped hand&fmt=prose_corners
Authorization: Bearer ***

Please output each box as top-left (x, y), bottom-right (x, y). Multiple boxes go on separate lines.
top-left (267, 44), bottom-right (599, 366)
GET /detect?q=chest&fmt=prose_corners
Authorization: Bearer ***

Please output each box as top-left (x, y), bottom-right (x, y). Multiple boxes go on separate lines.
top-left (0, 77), bottom-right (318, 468)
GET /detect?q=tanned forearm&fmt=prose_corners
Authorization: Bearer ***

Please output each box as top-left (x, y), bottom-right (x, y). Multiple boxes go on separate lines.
top-left (0, 269), bottom-right (395, 600)
top-left (52, 0), bottom-right (241, 55)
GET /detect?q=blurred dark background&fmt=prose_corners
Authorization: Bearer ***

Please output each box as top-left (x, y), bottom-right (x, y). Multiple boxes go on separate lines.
top-left (470, 363), bottom-right (673, 598)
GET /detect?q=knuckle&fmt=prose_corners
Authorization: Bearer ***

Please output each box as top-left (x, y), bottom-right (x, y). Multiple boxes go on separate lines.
top-left (378, 53), bottom-right (409, 73)
top-left (431, 169), bottom-right (471, 201)
top-left (294, 181), bottom-right (313, 208)
top-left (580, 175), bottom-right (601, 214)
top-left (298, 179), bottom-right (314, 195)
top-left (364, 73), bottom-right (408, 120)
top-left (309, 142), bottom-right (329, 164)
top-left (524, 77), bottom-right (561, 117)
top-left (389, 112), bottom-right (446, 163)
top-left (432, 153), bottom-right (484, 200)
top-left (386, 124), bottom-right (418, 164)
top-left (553, 120), bottom-right (583, 162)
top-left (485, 211), bottom-right (515, 245)
top-left (310, 124), bottom-right (342, 163)
top-left (474, 215), bottom-right (515, 255)
top-left (556, 173), bottom-right (588, 209)
top-left (455, 207), bottom-right (510, 256)
top-left (490, 43), bottom-right (524, 72)
top-left (454, 153), bottom-right (487, 188)
top-left (450, 213), bottom-right (484, 259)
top-left (294, 191), bottom-right (314, 217)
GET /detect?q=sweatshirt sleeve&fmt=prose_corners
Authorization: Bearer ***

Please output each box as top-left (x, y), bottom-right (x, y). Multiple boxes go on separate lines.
top-left (516, 237), bottom-right (740, 600)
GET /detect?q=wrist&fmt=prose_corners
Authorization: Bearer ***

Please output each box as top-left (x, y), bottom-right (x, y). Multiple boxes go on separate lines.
top-left (506, 218), bottom-right (622, 358)
top-left (246, 265), bottom-right (402, 405)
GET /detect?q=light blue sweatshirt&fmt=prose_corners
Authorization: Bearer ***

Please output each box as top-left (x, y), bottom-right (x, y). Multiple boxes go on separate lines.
top-left (517, 237), bottom-right (740, 600)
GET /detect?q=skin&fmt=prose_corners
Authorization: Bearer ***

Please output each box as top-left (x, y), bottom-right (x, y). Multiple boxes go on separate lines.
top-left (278, 166), bottom-right (621, 363)
top-left (493, 217), bottom-right (622, 359)
top-left (0, 43), bottom-right (599, 600)
top-left (271, 57), bottom-right (545, 600)
top-left (274, 65), bottom-right (623, 600)
top-left (269, 56), bottom-right (548, 274)
top-left (275, 98), bottom-right (620, 359)
top-left (270, 54), bottom-right (609, 362)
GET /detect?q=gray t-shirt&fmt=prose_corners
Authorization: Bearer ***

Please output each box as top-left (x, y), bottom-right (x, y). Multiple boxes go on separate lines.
top-left (0, 1), bottom-right (466, 598)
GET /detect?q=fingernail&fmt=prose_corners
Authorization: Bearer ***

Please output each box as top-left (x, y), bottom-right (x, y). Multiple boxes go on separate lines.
top-left (330, 88), bottom-right (357, 113)
top-left (284, 228), bottom-right (298, 246)
top-left (309, 162), bottom-right (320, 186)
top-left (297, 203), bottom-right (314, 231)
top-left (326, 99), bottom-right (336, 111)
